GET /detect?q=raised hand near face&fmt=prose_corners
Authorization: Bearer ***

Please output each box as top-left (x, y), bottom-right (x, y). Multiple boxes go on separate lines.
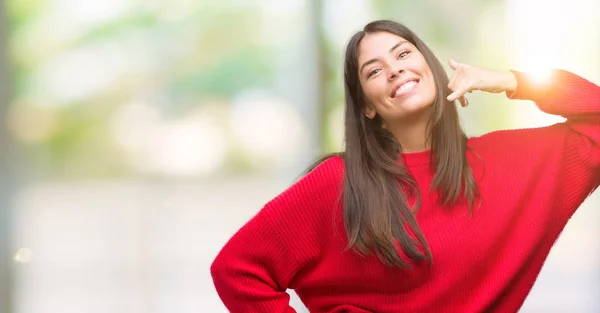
top-left (447, 58), bottom-right (518, 107)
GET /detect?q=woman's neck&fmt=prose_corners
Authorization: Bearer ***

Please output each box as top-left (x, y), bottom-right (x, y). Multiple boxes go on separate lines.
top-left (387, 112), bottom-right (432, 153)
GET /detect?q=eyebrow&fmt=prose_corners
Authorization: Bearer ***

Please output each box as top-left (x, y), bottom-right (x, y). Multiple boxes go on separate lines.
top-left (359, 40), bottom-right (409, 76)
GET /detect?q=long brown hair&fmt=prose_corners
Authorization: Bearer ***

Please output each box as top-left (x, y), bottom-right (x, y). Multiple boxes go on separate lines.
top-left (307, 20), bottom-right (479, 268)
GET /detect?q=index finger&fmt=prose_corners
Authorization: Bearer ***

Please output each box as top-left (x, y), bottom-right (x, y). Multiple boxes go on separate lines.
top-left (447, 88), bottom-right (466, 102)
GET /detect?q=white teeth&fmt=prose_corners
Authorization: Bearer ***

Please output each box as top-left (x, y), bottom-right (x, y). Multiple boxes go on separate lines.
top-left (395, 81), bottom-right (417, 96)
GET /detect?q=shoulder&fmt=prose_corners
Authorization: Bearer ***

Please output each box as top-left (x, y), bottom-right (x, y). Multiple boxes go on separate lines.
top-left (257, 155), bottom-right (344, 252)
top-left (289, 154), bottom-right (345, 197)
top-left (307, 154), bottom-right (345, 182)
top-left (264, 154), bottom-right (344, 215)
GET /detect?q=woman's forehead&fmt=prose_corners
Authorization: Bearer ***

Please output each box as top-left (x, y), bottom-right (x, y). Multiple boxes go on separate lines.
top-left (358, 32), bottom-right (411, 61)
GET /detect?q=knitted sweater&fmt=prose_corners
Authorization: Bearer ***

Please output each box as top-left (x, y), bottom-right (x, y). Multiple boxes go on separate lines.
top-left (211, 69), bottom-right (600, 313)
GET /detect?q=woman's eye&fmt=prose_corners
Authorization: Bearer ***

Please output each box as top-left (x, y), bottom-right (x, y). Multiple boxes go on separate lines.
top-left (398, 51), bottom-right (410, 59)
top-left (368, 68), bottom-right (381, 78)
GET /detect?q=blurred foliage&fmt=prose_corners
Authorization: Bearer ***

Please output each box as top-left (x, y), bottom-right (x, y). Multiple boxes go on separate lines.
top-left (5, 0), bottom-right (514, 179)
top-left (6, 1), bottom-right (277, 179)
top-left (171, 46), bottom-right (274, 98)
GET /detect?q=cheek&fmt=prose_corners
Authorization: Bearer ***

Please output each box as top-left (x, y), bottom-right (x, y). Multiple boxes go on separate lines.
top-left (363, 82), bottom-right (387, 103)
top-left (423, 70), bottom-right (437, 98)
top-left (427, 76), bottom-right (437, 95)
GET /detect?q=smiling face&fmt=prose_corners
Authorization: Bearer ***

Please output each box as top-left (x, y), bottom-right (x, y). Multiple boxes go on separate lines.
top-left (357, 31), bottom-right (436, 125)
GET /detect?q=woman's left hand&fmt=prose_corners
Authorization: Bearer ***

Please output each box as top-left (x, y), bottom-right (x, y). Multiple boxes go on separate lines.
top-left (446, 59), bottom-right (517, 107)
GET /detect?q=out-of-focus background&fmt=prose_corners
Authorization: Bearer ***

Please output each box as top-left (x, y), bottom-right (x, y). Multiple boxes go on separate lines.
top-left (0, 0), bottom-right (598, 312)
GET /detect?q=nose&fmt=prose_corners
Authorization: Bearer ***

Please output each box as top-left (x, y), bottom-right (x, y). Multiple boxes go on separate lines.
top-left (388, 66), bottom-right (404, 81)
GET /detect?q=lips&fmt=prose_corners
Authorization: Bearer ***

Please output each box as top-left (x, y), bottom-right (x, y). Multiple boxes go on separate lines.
top-left (391, 79), bottom-right (420, 98)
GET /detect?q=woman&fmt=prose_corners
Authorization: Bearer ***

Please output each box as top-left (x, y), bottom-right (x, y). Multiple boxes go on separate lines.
top-left (210, 20), bottom-right (600, 313)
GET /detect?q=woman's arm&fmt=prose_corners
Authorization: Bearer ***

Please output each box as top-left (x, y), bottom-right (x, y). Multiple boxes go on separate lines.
top-left (211, 156), bottom-right (344, 312)
top-left (449, 62), bottom-right (600, 220)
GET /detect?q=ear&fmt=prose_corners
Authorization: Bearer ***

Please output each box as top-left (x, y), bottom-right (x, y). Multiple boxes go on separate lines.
top-left (364, 105), bottom-right (376, 119)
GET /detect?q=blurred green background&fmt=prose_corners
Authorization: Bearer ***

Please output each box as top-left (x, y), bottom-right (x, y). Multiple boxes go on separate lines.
top-left (0, 0), bottom-right (598, 312)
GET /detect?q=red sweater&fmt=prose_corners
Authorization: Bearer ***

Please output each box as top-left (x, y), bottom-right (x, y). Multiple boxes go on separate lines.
top-left (211, 70), bottom-right (600, 313)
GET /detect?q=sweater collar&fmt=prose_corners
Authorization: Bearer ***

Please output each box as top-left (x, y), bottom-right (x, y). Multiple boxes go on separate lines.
top-left (399, 149), bottom-right (431, 167)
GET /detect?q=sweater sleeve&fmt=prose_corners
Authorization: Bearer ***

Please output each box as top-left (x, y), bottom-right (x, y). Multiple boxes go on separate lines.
top-left (210, 156), bottom-right (344, 313)
top-left (507, 69), bottom-right (600, 220)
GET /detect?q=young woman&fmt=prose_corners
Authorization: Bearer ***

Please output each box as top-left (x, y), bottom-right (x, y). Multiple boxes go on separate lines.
top-left (210, 20), bottom-right (600, 313)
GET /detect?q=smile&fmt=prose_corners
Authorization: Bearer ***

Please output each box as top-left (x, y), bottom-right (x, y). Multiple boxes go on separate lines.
top-left (392, 79), bottom-right (419, 98)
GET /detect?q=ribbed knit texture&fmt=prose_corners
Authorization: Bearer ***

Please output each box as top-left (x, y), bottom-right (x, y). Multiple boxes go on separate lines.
top-left (211, 69), bottom-right (600, 313)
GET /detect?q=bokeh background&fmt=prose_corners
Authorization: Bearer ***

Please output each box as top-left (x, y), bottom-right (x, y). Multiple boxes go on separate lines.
top-left (0, 0), bottom-right (599, 312)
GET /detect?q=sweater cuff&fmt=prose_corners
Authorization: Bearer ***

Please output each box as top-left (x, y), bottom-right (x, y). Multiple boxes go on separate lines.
top-left (505, 70), bottom-right (530, 100)
top-left (505, 70), bottom-right (520, 99)
top-left (505, 69), bottom-right (554, 102)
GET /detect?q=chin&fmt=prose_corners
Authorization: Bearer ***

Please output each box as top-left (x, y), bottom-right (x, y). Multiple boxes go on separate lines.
top-left (402, 97), bottom-right (433, 113)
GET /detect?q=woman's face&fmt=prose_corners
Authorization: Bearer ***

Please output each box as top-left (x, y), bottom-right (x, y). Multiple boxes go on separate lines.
top-left (357, 31), bottom-right (436, 125)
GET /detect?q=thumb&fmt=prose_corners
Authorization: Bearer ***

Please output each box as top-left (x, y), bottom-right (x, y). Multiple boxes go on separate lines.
top-left (448, 58), bottom-right (459, 70)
